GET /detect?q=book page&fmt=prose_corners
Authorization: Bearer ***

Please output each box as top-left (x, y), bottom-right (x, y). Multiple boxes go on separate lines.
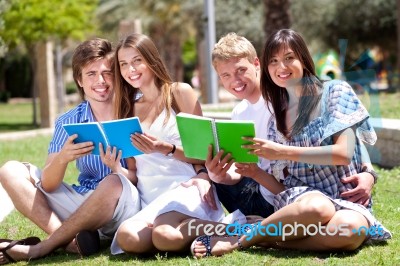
top-left (101, 117), bottom-right (144, 158)
top-left (62, 122), bottom-right (108, 156)
top-left (176, 113), bottom-right (215, 160)
top-left (215, 120), bottom-right (258, 163)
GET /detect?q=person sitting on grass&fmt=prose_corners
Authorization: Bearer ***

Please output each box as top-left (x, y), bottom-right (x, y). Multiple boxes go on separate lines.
top-left (191, 29), bottom-right (392, 258)
top-left (0, 37), bottom-right (214, 264)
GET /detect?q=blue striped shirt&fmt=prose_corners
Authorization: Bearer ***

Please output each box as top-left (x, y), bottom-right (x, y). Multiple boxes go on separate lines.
top-left (48, 101), bottom-right (127, 194)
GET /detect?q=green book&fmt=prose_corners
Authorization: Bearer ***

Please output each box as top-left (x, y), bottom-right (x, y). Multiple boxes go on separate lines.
top-left (62, 117), bottom-right (143, 158)
top-left (176, 113), bottom-right (258, 163)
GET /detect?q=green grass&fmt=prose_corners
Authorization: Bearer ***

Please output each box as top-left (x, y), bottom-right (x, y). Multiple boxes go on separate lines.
top-left (0, 135), bottom-right (399, 265)
top-left (0, 102), bottom-right (40, 132)
top-left (0, 92), bottom-right (399, 265)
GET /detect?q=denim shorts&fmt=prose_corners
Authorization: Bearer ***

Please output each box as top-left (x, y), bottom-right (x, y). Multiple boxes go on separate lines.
top-left (214, 177), bottom-right (274, 218)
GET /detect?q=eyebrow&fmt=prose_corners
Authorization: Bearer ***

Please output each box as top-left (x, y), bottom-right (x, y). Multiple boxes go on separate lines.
top-left (85, 70), bottom-right (97, 75)
top-left (284, 51), bottom-right (294, 56)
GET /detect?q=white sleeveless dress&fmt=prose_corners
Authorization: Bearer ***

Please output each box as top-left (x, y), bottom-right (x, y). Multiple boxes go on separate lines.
top-left (111, 109), bottom-right (225, 254)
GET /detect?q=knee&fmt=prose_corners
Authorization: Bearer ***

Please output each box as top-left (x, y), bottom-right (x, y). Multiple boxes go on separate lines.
top-left (116, 222), bottom-right (140, 253)
top-left (0, 160), bottom-right (29, 185)
top-left (328, 211), bottom-right (368, 251)
top-left (152, 225), bottom-right (183, 251)
top-left (297, 196), bottom-right (336, 223)
top-left (97, 174), bottom-right (123, 197)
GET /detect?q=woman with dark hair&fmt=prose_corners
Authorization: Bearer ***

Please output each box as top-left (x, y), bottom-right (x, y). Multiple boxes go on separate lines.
top-left (191, 29), bottom-right (391, 258)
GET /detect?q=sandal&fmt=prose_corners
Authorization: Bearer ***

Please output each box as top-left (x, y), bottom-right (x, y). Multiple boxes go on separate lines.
top-left (0, 237), bottom-right (41, 246)
top-left (190, 234), bottom-right (245, 258)
top-left (190, 235), bottom-right (212, 257)
top-left (0, 236), bottom-right (41, 263)
top-left (75, 230), bottom-right (100, 257)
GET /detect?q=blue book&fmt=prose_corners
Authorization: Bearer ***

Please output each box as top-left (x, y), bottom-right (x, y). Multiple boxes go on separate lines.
top-left (62, 117), bottom-right (143, 158)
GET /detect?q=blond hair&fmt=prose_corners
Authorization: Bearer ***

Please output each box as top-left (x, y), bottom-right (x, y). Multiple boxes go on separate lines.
top-left (212, 32), bottom-right (257, 70)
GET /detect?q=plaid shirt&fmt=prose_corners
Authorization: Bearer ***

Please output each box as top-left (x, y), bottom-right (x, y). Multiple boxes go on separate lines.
top-left (49, 101), bottom-right (127, 194)
top-left (268, 80), bottom-right (376, 200)
top-left (267, 80), bottom-right (392, 241)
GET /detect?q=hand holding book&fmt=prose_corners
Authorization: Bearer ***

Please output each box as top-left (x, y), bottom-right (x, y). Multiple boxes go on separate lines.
top-left (176, 113), bottom-right (258, 163)
top-left (63, 117), bottom-right (144, 159)
top-left (241, 137), bottom-right (282, 161)
top-left (98, 143), bottom-right (123, 172)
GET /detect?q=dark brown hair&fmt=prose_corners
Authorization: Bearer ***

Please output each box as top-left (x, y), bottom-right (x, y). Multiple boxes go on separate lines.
top-left (260, 29), bottom-right (322, 137)
top-left (72, 38), bottom-right (113, 100)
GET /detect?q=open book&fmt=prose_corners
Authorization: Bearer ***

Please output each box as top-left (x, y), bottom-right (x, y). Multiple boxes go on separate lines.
top-left (62, 117), bottom-right (143, 158)
top-left (176, 113), bottom-right (258, 163)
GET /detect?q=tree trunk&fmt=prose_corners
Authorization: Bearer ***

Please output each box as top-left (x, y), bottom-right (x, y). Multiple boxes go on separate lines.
top-left (263, 0), bottom-right (291, 40)
top-left (397, 0), bottom-right (400, 91)
top-left (34, 41), bottom-right (57, 128)
top-left (56, 42), bottom-right (64, 115)
top-left (149, 22), bottom-right (184, 82)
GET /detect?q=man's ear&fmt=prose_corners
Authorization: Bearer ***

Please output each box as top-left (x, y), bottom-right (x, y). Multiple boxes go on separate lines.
top-left (77, 78), bottom-right (83, 88)
top-left (254, 57), bottom-right (261, 69)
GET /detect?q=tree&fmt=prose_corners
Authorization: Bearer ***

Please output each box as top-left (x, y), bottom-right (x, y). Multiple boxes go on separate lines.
top-left (1, 0), bottom-right (98, 127)
top-left (97, 0), bottom-right (200, 82)
top-left (263, 0), bottom-right (291, 39)
top-left (291, 0), bottom-right (396, 64)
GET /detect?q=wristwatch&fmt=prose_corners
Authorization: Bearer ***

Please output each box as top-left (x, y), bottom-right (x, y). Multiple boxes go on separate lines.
top-left (361, 166), bottom-right (378, 184)
top-left (166, 144), bottom-right (176, 157)
top-left (196, 168), bottom-right (209, 175)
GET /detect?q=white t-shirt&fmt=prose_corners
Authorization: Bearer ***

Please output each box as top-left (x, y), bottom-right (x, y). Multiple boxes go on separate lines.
top-left (231, 96), bottom-right (275, 205)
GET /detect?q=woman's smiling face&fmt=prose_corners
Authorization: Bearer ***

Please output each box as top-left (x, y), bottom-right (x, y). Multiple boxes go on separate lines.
top-left (267, 46), bottom-right (304, 88)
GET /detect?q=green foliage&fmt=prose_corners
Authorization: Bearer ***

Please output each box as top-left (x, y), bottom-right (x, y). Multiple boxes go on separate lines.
top-left (291, 0), bottom-right (397, 56)
top-left (2, 51), bottom-right (32, 97)
top-left (65, 82), bottom-right (78, 95)
top-left (1, 0), bottom-right (99, 48)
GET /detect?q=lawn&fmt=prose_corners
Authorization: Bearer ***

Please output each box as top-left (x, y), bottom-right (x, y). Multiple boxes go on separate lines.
top-left (0, 134), bottom-right (399, 265)
top-left (0, 91), bottom-right (399, 265)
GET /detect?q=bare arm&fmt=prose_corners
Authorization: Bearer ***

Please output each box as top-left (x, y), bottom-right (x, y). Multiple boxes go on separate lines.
top-left (245, 127), bottom-right (356, 166)
top-left (131, 82), bottom-right (204, 164)
top-left (41, 134), bottom-right (94, 192)
top-left (235, 162), bottom-right (284, 194)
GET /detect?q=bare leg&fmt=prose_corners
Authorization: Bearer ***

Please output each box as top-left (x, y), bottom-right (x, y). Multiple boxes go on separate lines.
top-left (192, 193), bottom-right (337, 257)
top-left (152, 212), bottom-right (227, 252)
top-left (0, 173), bottom-right (123, 263)
top-left (276, 209), bottom-right (368, 251)
top-left (116, 220), bottom-right (155, 254)
top-left (0, 161), bottom-right (62, 234)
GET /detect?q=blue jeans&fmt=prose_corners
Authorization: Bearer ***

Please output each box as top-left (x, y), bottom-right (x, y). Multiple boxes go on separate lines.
top-left (214, 177), bottom-right (274, 218)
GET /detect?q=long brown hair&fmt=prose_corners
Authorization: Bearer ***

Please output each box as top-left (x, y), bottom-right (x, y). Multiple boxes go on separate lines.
top-left (113, 33), bottom-right (177, 120)
top-left (260, 29), bottom-right (323, 137)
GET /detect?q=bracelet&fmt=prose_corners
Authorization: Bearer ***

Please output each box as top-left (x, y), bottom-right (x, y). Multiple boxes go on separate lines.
top-left (361, 165), bottom-right (378, 184)
top-left (196, 168), bottom-right (208, 175)
top-left (166, 144), bottom-right (176, 157)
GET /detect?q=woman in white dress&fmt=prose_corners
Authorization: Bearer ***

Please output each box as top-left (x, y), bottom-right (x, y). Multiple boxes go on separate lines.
top-left (110, 33), bottom-right (225, 255)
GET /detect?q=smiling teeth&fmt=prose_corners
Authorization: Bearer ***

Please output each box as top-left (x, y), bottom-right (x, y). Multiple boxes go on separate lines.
top-left (279, 73), bottom-right (290, 78)
top-left (234, 85), bottom-right (244, 92)
top-left (130, 74), bottom-right (140, 80)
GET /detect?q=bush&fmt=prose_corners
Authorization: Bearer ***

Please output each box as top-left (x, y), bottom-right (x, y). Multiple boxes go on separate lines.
top-left (0, 91), bottom-right (10, 103)
top-left (65, 82), bottom-right (77, 95)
